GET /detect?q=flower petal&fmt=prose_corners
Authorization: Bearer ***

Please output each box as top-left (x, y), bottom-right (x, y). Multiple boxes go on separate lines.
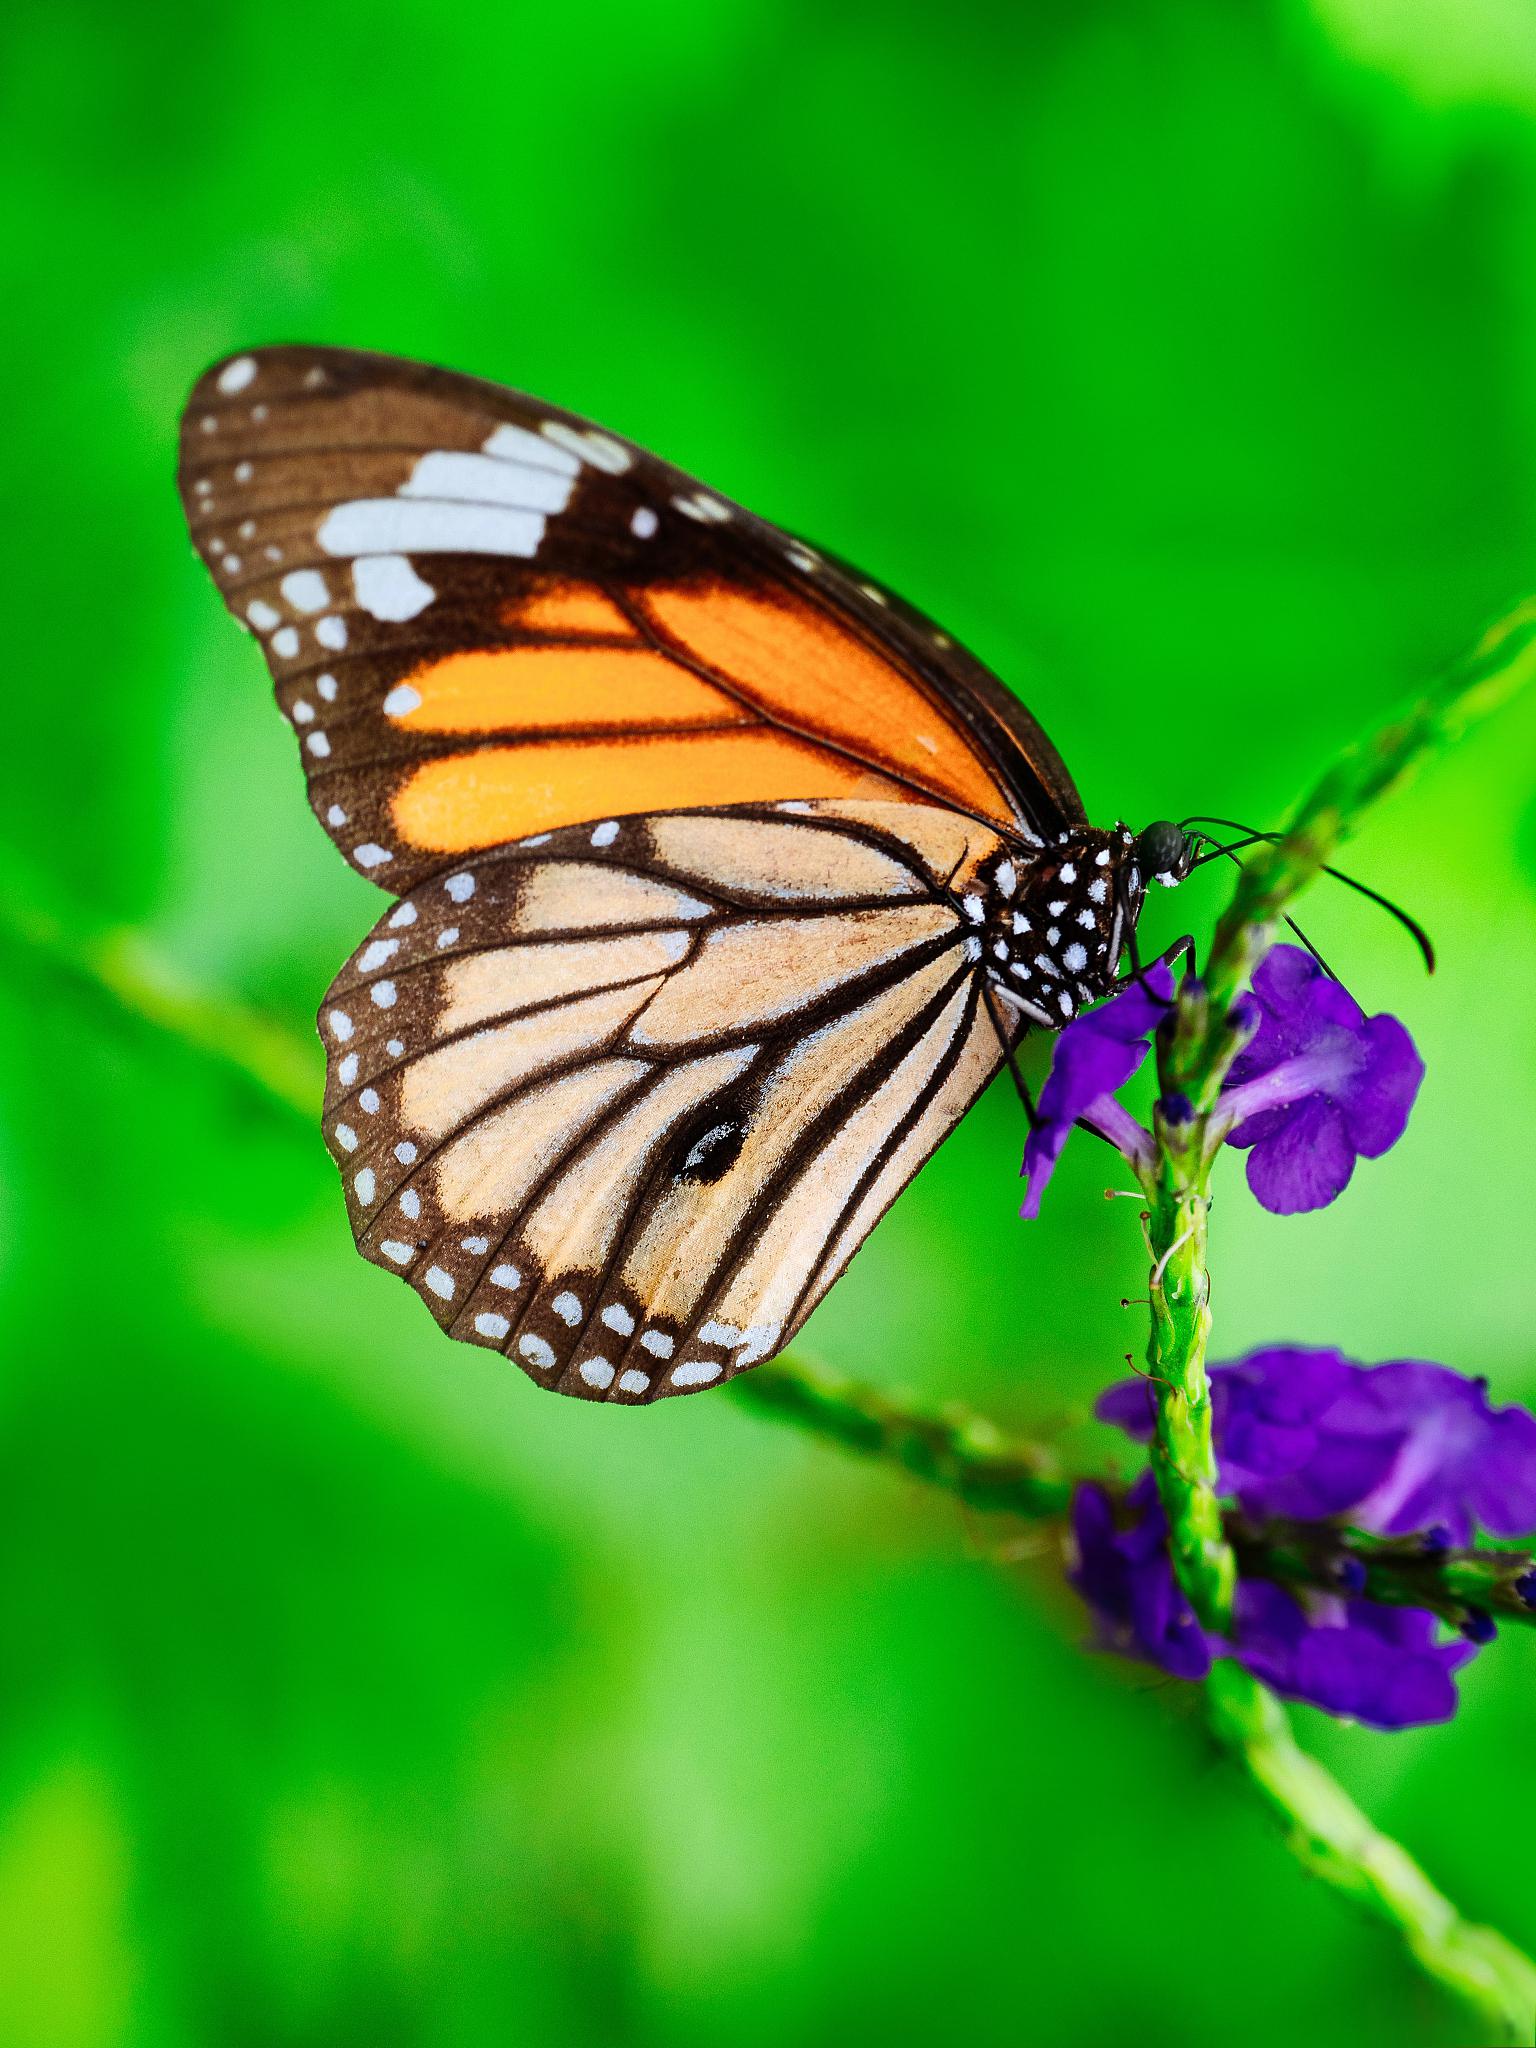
top-left (1339, 1015), bottom-right (1424, 1157)
top-left (1467, 1403), bottom-right (1536, 1536)
top-left (1019, 964), bottom-right (1172, 1215)
top-left (1244, 1096), bottom-right (1356, 1214)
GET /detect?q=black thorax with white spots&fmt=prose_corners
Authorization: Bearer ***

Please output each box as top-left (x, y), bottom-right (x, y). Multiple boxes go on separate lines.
top-left (968, 825), bottom-right (1145, 1027)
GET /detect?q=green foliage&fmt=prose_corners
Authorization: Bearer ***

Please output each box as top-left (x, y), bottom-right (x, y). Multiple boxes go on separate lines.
top-left (4, 2), bottom-right (1536, 2043)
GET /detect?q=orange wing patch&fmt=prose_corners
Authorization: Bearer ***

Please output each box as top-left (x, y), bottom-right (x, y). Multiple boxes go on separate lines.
top-left (388, 645), bottom-right (745, 735)
top-left (383, 575), bottom-right (1017, 860)
top-left (637, 583), bottom-right (1013, 822)
top-left (509, 584), bottom-right (636, 636)
top-left (393, 731), bottom-right (894, 853)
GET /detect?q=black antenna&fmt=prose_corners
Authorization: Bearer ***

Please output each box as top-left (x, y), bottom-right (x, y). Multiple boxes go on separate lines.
top-left (1180, 813), bottom-right (1436, 974)
top-left (1184, 832), bottom-right (1340, 981)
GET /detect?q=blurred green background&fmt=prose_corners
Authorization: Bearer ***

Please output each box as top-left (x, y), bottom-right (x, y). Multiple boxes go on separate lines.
top-left (3, 1), bottom-right (1536, 2043)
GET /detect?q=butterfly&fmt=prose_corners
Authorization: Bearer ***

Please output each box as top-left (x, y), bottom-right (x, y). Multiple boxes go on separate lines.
top-left (178, 346), bottom-right (1189, 1402)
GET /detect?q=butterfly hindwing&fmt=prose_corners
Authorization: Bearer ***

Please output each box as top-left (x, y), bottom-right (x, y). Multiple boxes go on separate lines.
top-left (319, 800), bottom-right (1015, 1397)
top-left (178, 346), bottom-right (1085, 891)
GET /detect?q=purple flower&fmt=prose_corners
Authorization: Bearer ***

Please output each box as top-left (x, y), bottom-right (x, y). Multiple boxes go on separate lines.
top-left (1018, 945), bottom-right (1423, 1220)
top-left (1220, 947), bottom-right (1424, 1214)
top-left (1317, 1360), bottom-right (1536, 1543)
top-left (1069, 1475), bottom-right (1479, 1728)
top-left (1020, 965), bottom-right (1172, 1218)
top-left (1097, 1348), bottom-right (1536, 1542)
top-left (1232, 1581), bottom-right (1476, 1729)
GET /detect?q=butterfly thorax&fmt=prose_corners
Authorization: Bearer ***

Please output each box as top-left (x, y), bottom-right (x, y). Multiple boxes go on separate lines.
top-left (970, 825), bottom-right (1147, 1027)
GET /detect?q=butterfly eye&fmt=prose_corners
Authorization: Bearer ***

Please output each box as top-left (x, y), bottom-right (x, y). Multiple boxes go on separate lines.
top-left (671, 1101), bottom-right (752, 1184)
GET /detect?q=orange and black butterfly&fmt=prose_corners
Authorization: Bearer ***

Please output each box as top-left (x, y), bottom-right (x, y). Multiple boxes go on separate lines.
top-left (178, 346), bottom-right (1189, 1402)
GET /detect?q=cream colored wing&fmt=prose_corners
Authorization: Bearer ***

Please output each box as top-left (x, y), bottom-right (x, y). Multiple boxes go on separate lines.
top-left (318, 799), bottom-right (1015, 1400)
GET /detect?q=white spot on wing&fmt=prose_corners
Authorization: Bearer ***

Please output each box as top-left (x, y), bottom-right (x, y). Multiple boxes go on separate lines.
top-left (672, 1358), bottom-right (723, 1387)
top-left (319, 499), bottom-right (546, 561)
top-left (247, 600), bottom-right (280, 632)
top-left (540, 419), bottom-right (631, 472)
top-left (579, 1358), bottom-right (615, 1389)
top-left (316, 615), bottom-right (348, 651)
top-left (424, 1266), bottom-right (454, 1300)
top-left (551, 1291), bottom-right (582, 1326)
top-left (519, 1333), bottom-right (555, 1369)
top-left (475, 1312), bottom-right (510, 1340)
top-left (617, 1368), bottom-right (651, 1396)
top-left (630, 506), bottom-right (658, 539)
top-left (444, 872), bottom-right (475, 903)
top-left (383, 683), bottom-right (422, 718)
top-left (672, 491), bottom-right (729, 523)
top-left (281, 569), bottom-right (330, 612)
top-left (482, 421), bottom-right (580, 475)
top-left (590, 821), bottom-right (619, 848)
top-left (353, 554), bottom-right (436, 621)
top-left (217, 355), bottom-right (257, 394)
top-left (491, 1263), bottom-right (522, 1290)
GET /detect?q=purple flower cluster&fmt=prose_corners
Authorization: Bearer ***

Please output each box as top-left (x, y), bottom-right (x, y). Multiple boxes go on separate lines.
top-left (1072, 1348), bottom-right (1536, 1728)
top-left (1071, 1476), bottom-right (1477, 1727)
top-left (1020, 945), bottom-right (1424, 1217)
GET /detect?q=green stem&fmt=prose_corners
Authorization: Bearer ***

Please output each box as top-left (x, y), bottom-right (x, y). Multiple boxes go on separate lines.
top-left (731, 1355), bottom-right (1071, 1516)
top-left (1206, 1664), bottom-right (1536, 2042)
top-left (1137, 971), bottom-right (1240, 1634)
top-left (1, 894), bottom-right (318, 1121)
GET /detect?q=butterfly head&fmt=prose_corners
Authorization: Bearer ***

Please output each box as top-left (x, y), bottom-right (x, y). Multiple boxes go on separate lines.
top-left (1132, 819), bottom-right (1195, 888)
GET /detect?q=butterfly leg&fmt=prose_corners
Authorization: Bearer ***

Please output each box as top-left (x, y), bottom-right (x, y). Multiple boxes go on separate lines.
top-left (981, 980), bottom-right (1041, 1127)
top-left (1116, 902), bottom-right (1198, 1001)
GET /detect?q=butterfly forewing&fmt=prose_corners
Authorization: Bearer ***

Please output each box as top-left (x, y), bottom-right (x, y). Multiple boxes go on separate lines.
top-left (178, 346), bottom-right (1084, 893)
top-left (318, 800), bottom-right (1015, 1398)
